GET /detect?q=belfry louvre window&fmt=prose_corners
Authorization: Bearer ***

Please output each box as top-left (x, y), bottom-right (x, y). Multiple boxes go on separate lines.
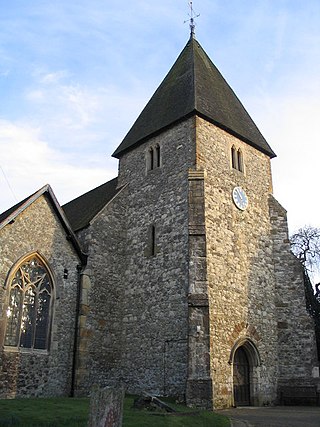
top-left (149, 148), bottom-right (154, 171)
top-left (147, 145), bottom-right (161, 171)
top-left (231, 145), bottom-right (244, 172)
top-left (4, 256), bottom-right (53, 350)
top-left (155, 145), bottom-right (161, 168)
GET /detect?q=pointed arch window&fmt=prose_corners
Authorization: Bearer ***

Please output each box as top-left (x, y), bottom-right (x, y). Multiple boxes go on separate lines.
top-left (4, 255), bottom-right (53, 350)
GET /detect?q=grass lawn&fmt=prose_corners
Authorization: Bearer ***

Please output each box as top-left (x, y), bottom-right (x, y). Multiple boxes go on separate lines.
top-left (0, 395), bottom-right (230, 427)
top-left (0, 397), bottom-right (88, 426)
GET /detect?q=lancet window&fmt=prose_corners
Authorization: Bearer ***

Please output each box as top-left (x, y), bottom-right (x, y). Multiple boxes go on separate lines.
top-left (231, 145), bottom-right (244, 172)
top-left (147, 144), bottom-right (161, 171)
top-left (151, 225), bottom-right (156, 256)
top-left (4, 255), bottom-right (53, 350)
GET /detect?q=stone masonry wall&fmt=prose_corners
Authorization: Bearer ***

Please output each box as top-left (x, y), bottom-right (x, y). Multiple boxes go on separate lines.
top-left (186, 169), bottom-right (212, 408)
top-left (0, 195), bottom-right (80, 398)
top-left (76, 118), bottom-right (196, 398)
top-left (74, 186), bottom-right (127, 394)
top-left (116, 120), bottom-right (192, 396)
top-left (196, 117), bottom-right (278, 408)
top-left (269, 195), bottom-right (319, 393)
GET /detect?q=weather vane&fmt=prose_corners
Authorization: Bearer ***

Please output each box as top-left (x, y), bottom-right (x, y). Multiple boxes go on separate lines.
top-left (184, 1), bottom-right (200, 37)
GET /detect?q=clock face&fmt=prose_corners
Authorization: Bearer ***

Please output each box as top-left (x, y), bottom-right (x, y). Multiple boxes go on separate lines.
top-left (232, 187), bottom-right (248, 211)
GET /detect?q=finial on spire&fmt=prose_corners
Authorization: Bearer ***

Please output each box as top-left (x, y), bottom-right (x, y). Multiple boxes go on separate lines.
top-left (184, 1), bottom-right (200, 38)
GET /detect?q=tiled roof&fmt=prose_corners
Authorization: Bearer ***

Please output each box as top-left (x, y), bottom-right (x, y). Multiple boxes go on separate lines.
top-left (62, 177), bottom-right (120, 232)
top-left (113, 36), bottom-right (275, 159)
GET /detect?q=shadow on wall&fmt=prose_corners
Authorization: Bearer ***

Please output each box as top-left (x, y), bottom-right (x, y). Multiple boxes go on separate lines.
top-left (0, 195), bottom-right (81, 398)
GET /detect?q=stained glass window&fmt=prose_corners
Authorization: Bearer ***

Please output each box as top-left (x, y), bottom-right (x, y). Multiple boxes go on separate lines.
top-left (4, 256), bottom-right (53, 350)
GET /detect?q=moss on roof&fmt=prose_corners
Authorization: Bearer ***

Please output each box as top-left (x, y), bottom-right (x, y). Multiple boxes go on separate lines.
top-left (113, 36), bottom-right (275, 159)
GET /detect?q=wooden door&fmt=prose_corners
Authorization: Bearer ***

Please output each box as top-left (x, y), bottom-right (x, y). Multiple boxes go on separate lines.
top-left (233, 347), bottom-right (250, 406)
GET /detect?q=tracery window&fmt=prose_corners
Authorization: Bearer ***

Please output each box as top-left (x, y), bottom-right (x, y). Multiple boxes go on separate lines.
top-left (4, 255), bottom-right (53, 350)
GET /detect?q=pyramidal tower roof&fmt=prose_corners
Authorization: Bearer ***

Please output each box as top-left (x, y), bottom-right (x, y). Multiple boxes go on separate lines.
top-left (112, 36), bottom-right (275, 159)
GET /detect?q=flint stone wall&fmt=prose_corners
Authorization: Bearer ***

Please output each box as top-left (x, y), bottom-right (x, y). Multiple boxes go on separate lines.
top-left (74, 114), bottom-right (319, 409)
top-left (0, 195), bottom-right (80, 398)
top-left (196, 117), bottom-right (278, 408)
top-left (74, 185), bottom-right (127, 394)
top-left (269, 195), bottom-right (319, 391)
top-left (76, 119), bottom-right (196, 398)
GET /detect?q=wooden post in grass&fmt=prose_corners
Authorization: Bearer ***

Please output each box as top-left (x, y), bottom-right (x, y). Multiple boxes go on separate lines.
top-left (88, 385), bottom-right (124, 427)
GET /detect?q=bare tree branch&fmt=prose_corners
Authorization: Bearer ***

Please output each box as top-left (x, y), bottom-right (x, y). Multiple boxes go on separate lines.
top-left (290, 226), bottom-right (320, 276)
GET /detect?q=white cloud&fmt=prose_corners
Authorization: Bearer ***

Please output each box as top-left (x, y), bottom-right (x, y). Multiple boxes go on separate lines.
top-left (40, 70), bottom-right (69, 84)
top-left (0, 120), bottom-right (114, 213)
top-left (25, 75), bottom-right (100, 130)
top-left (251, 91), bottom-right (320, 233)
top-left (1, 0), bottom-right (319, 237)
top-left (20, 64), bottom-right (153, 158)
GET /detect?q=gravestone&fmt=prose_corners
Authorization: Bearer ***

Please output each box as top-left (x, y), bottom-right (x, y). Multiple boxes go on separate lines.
top-left (88, 385), bottom-right (124, 427)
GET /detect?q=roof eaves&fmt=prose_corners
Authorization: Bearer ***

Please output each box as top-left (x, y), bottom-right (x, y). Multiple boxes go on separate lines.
top-left (195, 111), bottom-right (277, 158)
top-left (112, 112), bottom-right (196, 159)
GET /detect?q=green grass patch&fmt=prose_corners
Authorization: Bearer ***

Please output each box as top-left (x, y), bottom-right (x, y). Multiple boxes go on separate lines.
top-left (0, 395), bottom-right (229, 427)
top-left (0, 397), bottom-right (89, 427)
top-left (0, 398), bottom-right (89, 427)
top-left (123, 395), bottom-right (230, 427)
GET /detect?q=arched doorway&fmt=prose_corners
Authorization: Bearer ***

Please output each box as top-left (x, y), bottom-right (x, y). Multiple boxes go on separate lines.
top-left (233, 346), bottom-right (250, 406)
top-left (230, 338), bottom-right (261, 406)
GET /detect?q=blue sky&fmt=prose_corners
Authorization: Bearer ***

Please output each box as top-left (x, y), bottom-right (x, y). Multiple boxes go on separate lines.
top-left (1, 0), bottom-right (320, 234)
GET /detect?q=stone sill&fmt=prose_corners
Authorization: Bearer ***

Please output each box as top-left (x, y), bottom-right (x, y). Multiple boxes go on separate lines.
top-left (3, 346), bottom-right (49, 356)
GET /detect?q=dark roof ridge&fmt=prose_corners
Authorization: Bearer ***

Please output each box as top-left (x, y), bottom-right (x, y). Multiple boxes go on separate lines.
top-left (190, 37), bottom-right (197, 111)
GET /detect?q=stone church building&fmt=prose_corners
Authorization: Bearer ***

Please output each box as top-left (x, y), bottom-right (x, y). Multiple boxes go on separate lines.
top-left (0, 34), bottom-right (319, 409)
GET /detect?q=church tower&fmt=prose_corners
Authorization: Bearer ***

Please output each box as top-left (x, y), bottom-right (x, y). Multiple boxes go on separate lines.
top-left (64, 33), bottom-right (318, 409)
top-left (109, 33), bottom-right (318, 408)
top-left (1, 28), bottom-right (317, 406)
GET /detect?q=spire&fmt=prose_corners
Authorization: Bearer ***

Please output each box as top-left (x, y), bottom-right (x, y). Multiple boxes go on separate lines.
top-left (112, 38), bottom-right (276, 159)
top-left (184, 1), bottom-right (200, 38)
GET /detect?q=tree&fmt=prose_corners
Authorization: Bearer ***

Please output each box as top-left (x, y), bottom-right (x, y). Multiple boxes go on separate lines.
top-left (290, 225), bottom-right (320, 279)
top-left (291, 226), bottom-right (320, 360)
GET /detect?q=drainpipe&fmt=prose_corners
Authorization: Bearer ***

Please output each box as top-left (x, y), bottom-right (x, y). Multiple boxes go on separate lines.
top-left (70, 263), bottom-right (83, 397)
